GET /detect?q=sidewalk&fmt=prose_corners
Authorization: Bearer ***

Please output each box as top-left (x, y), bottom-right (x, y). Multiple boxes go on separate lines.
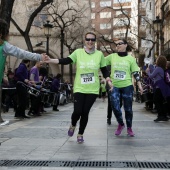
top-left (0, 98), bottom-right (170, 170)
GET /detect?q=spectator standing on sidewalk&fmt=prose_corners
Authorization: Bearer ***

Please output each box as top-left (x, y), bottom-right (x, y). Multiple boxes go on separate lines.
top-left (45, 31), bottom-right (112, 143)
top-left (51, 73), bottom-right (61, 111)
top-left (165, 61), bottom-right (170, 117)
top-left (146, 56), bottom-right (170, 122)
top-left (105, 39), bottom-right (143, 137)
top-left (28, 61), bottom-right (43, 116)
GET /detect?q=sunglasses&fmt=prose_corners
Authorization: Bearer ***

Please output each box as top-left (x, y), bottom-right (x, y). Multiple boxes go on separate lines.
top-left (85, 38), bottom-right (96, 42)
top-left (116, 42), bottom-right (125, 46)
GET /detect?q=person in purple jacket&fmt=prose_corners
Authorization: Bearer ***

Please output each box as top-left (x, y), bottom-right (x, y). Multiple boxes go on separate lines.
top-left (146, 56), bottom-right (170, 122)
top-left (15, 60), bottom-right (32, 118)
top-left (28, 61), bottom-right (43, 116)
top-left (165, 61), bottom-right (170, 117)
top-left (50, 73), bottom-right (61, 111)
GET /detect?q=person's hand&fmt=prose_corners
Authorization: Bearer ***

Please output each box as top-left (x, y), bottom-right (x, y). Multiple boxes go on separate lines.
top-left (41, 53), bottom-right (50, 62)
top-left (137, 81), bottom-right (143, 95)
top-left (28, 80), bottom-right (36, 86)
top-left (145, 67), bottom-right (149, 73)
top-left (108, 80), bottom-right (114, 92)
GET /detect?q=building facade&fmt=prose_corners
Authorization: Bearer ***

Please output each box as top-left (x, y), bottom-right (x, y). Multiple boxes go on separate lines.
top-left (6, 0), bottom-right (91, 82)
top-left (90, 0), bottom-right (138, 56)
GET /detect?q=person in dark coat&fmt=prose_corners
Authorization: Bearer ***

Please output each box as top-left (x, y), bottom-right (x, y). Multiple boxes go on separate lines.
top-left (51, 73), bottom-right (61, 111)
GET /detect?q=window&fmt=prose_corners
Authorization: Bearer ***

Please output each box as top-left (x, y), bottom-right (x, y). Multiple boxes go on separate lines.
top-left (113, 30), bottom-right (128, 38)
top-left (116, 10), bottom-right (129, 16)
top-left (114, 18), bottom-right (129, 26)
top-left (103, 34), bottom-right (112, 39)
top-left (100, 12), bottom-right (111, 18)
top-left (149, 2), bottom-right (151, 10)
top-left (100, 23), bottom-right (111, 29)
top-left (100, 1), bottom-right (111, 7)
top-left (91, 2), bottom-right (95, 8)
top-left (114, 0), bottom-right (131, 3)
top-left (91, 13), bottom-right (95, 19)
top-left (116, 11), bottom-right (122, 16)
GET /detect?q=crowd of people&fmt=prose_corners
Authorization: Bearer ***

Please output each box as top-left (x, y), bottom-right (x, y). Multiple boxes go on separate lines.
top-left (1, 18), bottom-right (170, 144)
top-left (139, 57), bottom-right (170, 121)
top-left (2, 64), bottom-right (72, 117)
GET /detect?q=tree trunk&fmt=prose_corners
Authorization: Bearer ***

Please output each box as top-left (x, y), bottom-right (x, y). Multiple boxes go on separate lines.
top-left (0, 0), bottom-right (15, 25)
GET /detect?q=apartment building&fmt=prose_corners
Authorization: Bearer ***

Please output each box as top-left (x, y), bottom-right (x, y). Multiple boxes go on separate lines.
top-left (163, 0), bottom-right (170, 60)
top-left (140, 0), bottom-right (155, 64)
top-left (154, 0), bottom-right (170, 60)
top-left (90, 0), bottom-right (139, 56)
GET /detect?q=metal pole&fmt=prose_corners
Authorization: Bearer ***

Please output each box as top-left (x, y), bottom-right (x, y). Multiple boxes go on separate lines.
top-left (46, 36), bottom-right (49, 76)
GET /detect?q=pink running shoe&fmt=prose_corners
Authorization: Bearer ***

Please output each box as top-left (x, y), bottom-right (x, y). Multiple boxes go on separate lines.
top-left (77, 135), bottom-right (84, 143)
top-left (127, 127), bottom-right (135, 137)
top-left (115, 124), bottom-right (125, 136)
top-left (68, 125), bottom-right (75, 137)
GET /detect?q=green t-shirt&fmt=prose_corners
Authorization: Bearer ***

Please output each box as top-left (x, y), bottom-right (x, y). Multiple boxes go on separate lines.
top-left (0, 43), bottom-right (6, 85)
top-left (101, 83), bottom-right (106, 92)
top-left (105, 53), bottom-right (139, 88)
top-left (69, 48), bottom-right (106, 94)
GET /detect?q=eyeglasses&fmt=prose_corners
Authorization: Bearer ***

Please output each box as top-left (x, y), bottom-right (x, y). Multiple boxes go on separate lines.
top-left (85, 38), bottom-right (96, 42)
top-left (116, 42), bottom-right (125, 46)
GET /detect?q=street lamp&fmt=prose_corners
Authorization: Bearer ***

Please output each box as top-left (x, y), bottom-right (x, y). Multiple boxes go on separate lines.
top-left (153, 16), bottom-right (161, 32)
top-left (153, 16), bottom-right (162, 57)
top-left (43, 20), bottom-right (53, 75)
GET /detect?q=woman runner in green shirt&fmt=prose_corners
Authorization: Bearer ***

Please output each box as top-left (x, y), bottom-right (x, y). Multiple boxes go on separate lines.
top-left (105, 39), bottom-right (143, 137)
top-left (45, 32), bottom-right (112, 143)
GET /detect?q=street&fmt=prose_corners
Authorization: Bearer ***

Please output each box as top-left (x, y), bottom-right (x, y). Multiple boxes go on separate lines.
top-left (0, 98), bottom-right (170, 169)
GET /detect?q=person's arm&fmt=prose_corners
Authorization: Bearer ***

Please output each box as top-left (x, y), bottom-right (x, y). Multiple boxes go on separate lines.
top-left (30, 74), bottom-right (35, 81)
top-left (132, 71), bottom-right (143, 94)
top-left (100, 66), bottom-right (113, 90)
top-left (45, 57), bottom-right (73, 64)
top-left (100, 66), bottom-right (110, 78)
top-left (146, 67), bottom-right (160, 79)
top-left (3, 42), bottom-right (46, 61)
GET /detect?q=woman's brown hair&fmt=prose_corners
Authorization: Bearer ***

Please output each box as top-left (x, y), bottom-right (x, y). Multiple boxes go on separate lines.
top-left (115, 38), bottom-right (132, 52)
top-left (156, 55), bottom-right (167, 70)
top-left (85, 32), bottom-right (96, 39)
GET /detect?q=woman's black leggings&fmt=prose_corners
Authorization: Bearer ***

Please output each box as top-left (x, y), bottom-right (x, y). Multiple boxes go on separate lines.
top-left (71, 93), bottom-right (98, 135)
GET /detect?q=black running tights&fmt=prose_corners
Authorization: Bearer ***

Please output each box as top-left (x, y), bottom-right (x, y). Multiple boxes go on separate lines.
top-left (71, 93), bottom-right (97, 135)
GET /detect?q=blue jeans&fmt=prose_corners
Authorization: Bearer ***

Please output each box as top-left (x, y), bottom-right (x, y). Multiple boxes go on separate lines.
top-left (109, 85), bottom-right (134, 128)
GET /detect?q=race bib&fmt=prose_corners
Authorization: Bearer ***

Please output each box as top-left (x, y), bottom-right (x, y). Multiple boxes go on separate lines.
top-left (81, 73), bottom-right (95, 84)
top-left (114, 70), bottom-right (126, 80)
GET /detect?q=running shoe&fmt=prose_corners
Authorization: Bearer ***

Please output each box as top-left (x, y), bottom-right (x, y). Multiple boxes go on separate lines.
top-left (127, 127), bottom-right (135, 137)
top-left (115, 124), bottom-right (125, 136)
top-left (77, 134), bottom-right (84, 143)
top-left (68, 125), bottom-right (75, 137)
